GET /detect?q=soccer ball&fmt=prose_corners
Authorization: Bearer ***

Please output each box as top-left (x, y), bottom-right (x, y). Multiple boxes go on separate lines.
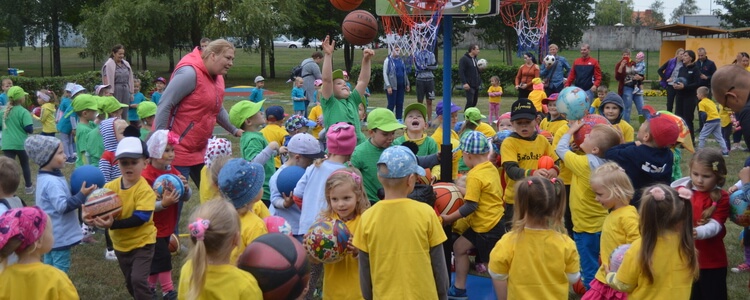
top-left (476, 58), bottom-right (488, 69)
top-left (544, 55), bottom-right (556, 66)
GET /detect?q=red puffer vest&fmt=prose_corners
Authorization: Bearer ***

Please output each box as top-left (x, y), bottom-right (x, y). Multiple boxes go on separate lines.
top-left (168, 48), bottom-right (225, 166)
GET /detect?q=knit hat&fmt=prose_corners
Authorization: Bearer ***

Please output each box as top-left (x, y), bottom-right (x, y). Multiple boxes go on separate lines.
top-left (204, 137), bottom-right (233, 166)
top-left (219, 159), bottom-right (265, 208)
top-left (6, 86), bottom-right (28, 101)
top-left (459, 130), bottom-right (490, 154)
top-left (464, 107), bottom-right (486, 125)
top-left (229, 100), bottom-right (264, 128)
top-left (377, 146), bottom-right (426, 178)
top-left (435, 101), bottom-right (461, 116)
top-left (636, 52), bottom-right (645, 60)
top-left (254, 76), bottom-right (265, 83)
top-left (24, 135), bottom-right (61, 168)
top-left (510, 98), bottom-right (537, 121)
top-left (137, 101), bottom-right (157, 119)
top-left (0, 207), bottom-right (48, 253)
top-left (116, 137), bottom-right (149, 160)
top-left (287, 133), bottom-right (326, 159)
top-left (266, 106), bottom-right (287, 122)
top-left (648, 114), bottom-right (680, 148)
top-left (367, 108), bottom-right (405, 131)
top-left (326, 122), bottom-right (356, 155)
top-left (147, 130), bottom-right (179, 159)
top-left (285, 115), bottom-right (317, 133)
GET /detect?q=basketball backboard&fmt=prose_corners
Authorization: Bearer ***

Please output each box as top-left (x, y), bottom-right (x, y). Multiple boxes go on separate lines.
top-left (375, 0), bottom-right (498, 17)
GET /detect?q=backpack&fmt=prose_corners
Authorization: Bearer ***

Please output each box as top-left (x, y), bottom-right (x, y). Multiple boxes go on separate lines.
top-left (289, 61), bottom-right (315, 82)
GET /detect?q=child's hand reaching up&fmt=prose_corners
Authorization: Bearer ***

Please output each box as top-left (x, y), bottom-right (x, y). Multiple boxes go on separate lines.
top-left (79, 181), bottom-right (98, 196)
top-left (362, 48), bottom-right (374, 61)
top-left (322, 35), bottom-right (335, 55)
top-left (567, 120), bottom-right (583, 134)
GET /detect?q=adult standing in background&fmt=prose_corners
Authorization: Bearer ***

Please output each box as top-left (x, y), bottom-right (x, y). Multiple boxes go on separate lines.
top-left (614, 49), bottom-right (645, 123)
top-left (301, 52), bottom-right (324, 115)
top-left (673, 50), bottom-right (701, 143)
top-left (414, 40), bottom-right (437, 121)
top-left (459, 44), bottom-right (481, 110)
top-left (101, 45), bottom-right (134, 118)
top-left (566, 44), bottom-right (601, 103)
top-left (383, 45), bottom-right (410, 120)
top-left (540, 43), bottom-right (570, 95)
top-left (515, 52), bottom-right (540, 99)
top-left (696, 48), bottom-right (716, 91)
top-left (657, 48), bottom-right (685, 113)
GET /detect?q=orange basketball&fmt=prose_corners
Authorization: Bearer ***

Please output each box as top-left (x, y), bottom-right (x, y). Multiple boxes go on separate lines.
top-left (342, 10), bottom-right (378, 46)
top-left (330, 0), bottom-right (362, 11)
top-left (168, 234), bottom-right (180, 255)
top-left (538, 155), bottom-right (554, 169)
top-left (433, 182), bottom-right (464, 215)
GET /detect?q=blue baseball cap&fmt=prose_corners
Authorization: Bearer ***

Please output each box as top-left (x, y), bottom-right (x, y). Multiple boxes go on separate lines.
top-left (266, 105), bottom-right (288, 121)
top-left (377, 146), bottom-right (426, 178)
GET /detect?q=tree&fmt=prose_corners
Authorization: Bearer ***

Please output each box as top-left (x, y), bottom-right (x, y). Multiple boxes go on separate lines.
top-left (547, 0), bottom-right (594, 49)
top-left (670, 0), bottom-right (699, 24)
top-left (715, 0), bottom-right (750, 37)
top-left (645, 0), bottom-right (666, 25)
top-left (593, 0), bottom-right (635, 26)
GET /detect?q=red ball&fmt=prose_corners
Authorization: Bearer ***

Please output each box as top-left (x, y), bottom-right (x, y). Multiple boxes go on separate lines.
top-left (330, 0), bottom-right (362, 11)
top-left (433, 182), bottom-right (464, 215)
top-left (537, 155), bottom-right (554, 169)
top-left (32, 107), bottom-right (41, 118)
top-left (574, 114), bottom-right (611, 146)
top-left (342, 10), bottom-right (378, 46)
top-left (238, 233), bottom-right (310, 300)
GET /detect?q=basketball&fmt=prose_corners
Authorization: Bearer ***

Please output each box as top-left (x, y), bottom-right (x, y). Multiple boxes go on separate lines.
top-left (609, 244), bottom-right (631, 272)
top-left (152, 174), bottom-right (184, 199)
top-left (168, 233), bottom-right (180, 255)
top-left (417, 168), bottom-right (434, 185)
top-left (537, 155), bottom-right (554, 169)
top-left (433, 182), bottom-right (464, 215)
top-left (729, 190), bottom-right (750, 227)
top-left (303, 218), bottom-right (352, 264)
top-left (574, 114), bottom-right (610, 145)
top-left (70, 165), bottom-right (106, 195)
top-left (557, 86), bottom-right (590, 120)
top-left (83, 188), bottom-right (123, 220)
top-left (544, 55), bottom-right (556, 66)
top-left (264, 216), bottom-right (293, 236)
top-left (342, 10), bottom-right (378, 46)
top-left (276, 166), bottom-right (305, 197)
top-left (238, 233), bottom-right (310, 300)
top-left (330, 0), bottom-right (362, 11)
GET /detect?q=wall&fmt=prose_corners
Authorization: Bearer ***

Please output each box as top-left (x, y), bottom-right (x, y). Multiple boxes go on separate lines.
top-left (580, 26), bottom-right (662, 51)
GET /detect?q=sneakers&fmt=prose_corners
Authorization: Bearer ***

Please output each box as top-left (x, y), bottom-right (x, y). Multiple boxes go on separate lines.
top-left (24, 186), bottom-right (34, 195)
top-left (447, 285), bottom-right (468, 300)
top-left (632, 87), bottom-right (641, 95)
top-left (105, 249), bottom-right (118, 261)
top-left (162, 290), bottom-right (177, 300)
top-left (723, 151), bottom-right (730, 157)
top-left (731, 263), bottom-right (750, 273)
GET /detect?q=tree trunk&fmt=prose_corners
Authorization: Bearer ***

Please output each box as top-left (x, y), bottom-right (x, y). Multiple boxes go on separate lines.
top-left (270, 43), bottom-right (275, 78)
top-left (344, 43), bottom-right (353, 72)
top-left (51, 5), bottom-right (62, 76)
top-left (141, 49), bottom-right (147, 71)
top-left (168, 46), bottom-right (175, 73)
top-left (260, 39), bottom-right (267, 77)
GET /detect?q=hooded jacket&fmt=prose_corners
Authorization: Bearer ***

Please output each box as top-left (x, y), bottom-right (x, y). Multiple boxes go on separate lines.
top-left (599, 92), bottom-right (625, 125)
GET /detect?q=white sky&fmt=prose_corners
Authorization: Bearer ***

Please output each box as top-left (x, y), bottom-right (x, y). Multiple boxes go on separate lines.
top-left (633, 0), bottom-right (724, 16)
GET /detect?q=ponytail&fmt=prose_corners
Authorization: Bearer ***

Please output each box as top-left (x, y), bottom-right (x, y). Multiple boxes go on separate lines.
top-left (188, 239), bottom-right (208, 300)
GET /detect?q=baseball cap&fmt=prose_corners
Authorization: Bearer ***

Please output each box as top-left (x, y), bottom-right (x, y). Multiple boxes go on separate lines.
top-left (229, 100), bottom-right (264, 128)
top-left (64, 82), bottom-right (76, 92)
top-left (367, 108), bottom-right (406, 132)
top-left (542, 93), bottom-right (559, 104)
top-left (65, 94), bottom-right (99, 117)
top-left (137, 101), bottom-right (157, 119)
top-left (115, 137), bottom-right (149, 160)
top-left (254, 76), bottom-right (265, 83)
top-left (464, 107), bottom-right (486, 125)
top-left (332, 69), bottom-right (345, 81)
top-left (377, 146), bottom-right (426, 178)
top-left (285, 115), bottom-right (317, 132)
top-left (287, 133), bottom-right (326, 159)
top-left (531, 78), bottom-right (542, 85)
top-left (69, 84), bottom-right (86, 97)
top-left (404, 103), bottom-right (427, 120)
top-left (326, 122), bottom-right (356, 155)
top-left (266, 106), bottom-right (288, 122)
top-left (99, 96), bottom-right (128, 115)
top-left (510, 98), bottom-right (537, 121)
top-left (648, 114), bottom-right (680, 148)
top-left (95, 84), bottom-right (111, 95)
top-left (154, 77), bottom-right (167, 84)
top-left (459, 130), bottom-right (490, 154)
top-left (6, 86), bottom-right (28, 101)
top-left (435, 101), bottom-right (461, 116)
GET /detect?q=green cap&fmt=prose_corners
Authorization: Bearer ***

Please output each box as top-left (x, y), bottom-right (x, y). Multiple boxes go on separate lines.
top-left (464, 107), bottom-right (486, 125)
top-left (332, 69), bottom-right (345, 81)
top-left (65, 94), bottom-right (98, 117)
top-left (367, 108), bottom-right (406, 132)
top-left (6, 86), bottom-right (28, 101)
top-left (404, 103), bottom-right (427, 120)
top-left (230, 100), bottom-right (265, 128)
top-left (98, 96), bottom-right (128, 115)
top-left (137, 101), bottom-right (157, 119)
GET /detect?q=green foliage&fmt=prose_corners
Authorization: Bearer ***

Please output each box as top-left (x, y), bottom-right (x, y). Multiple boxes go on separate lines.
top-left (593, 0), bottom-right (635, 26)
top-left (715, 0), bottom-right (750, 37)
top-left (670, 0), bottom-right (699, 24)
top-left (646, 1), bottom-right (666, 25)
top-left (547, 0), bottom-right (595, 49)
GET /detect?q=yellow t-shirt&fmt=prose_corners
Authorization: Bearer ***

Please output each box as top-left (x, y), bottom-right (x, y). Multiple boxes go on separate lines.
top-left (563, 150), bottom-right (608, 233)
top-left (552, 124), bottom-right (573, 184)
top-left (178, 260), bottom-right (263, 299)
top-left (431, 126), bottom-right (461, 180)
top-left (528, 90), bottom-right (547, 112)
top-left (260, 123), bottom-right (288, 168)
top-left (0, 262), bottom-right (79, 300)
top-left (352, 199), bottom-right (447, 299)
top-left (590, 97), bottom-right (602, 115)
top-left (719, 105), bottom-right (732, 127)
top-left (615, 121), bottom-right (635, 143)
top-left (464, 161), bottom-right (504, 232)
top-left (475, 122), bottom-right (496, 138)
top-left (539, 117), bottom-right (566, 139)
top-left (104, 176), bottom-right (157, 252)
top-left (698, 98), bottom-right (720, 122)
top-left (253, 201), bottom-right (270, 219)
top-left (32, 102), bottom-right (58, 133)
top-left (489, 228), bottom-right (579, 300)
top-left (323, 215), bottom-right (363, 300)
top-left (613, 232), bottom-right (694, 299)
top-left (488, 86), bottom-right (503, 104)
top-left (501, 135), bottom-right (558, 204)
top-left (308, 105), bottom-right (324, 139)
top-left (595, 205), bottom-right (640, 283)
top-left (230, 210), bottom-right (268, 264)
top-left (199, 165), bottom-right (219, 204)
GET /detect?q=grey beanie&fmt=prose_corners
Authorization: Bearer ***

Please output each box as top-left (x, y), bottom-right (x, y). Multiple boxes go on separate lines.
top-left (24, 135), bottom-right (61, 168)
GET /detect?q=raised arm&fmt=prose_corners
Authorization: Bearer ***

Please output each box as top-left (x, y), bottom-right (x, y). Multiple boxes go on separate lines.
top-left (321, 36), bottom-right (334, 100)
top-left (356, 48), bottom-right (375, 96)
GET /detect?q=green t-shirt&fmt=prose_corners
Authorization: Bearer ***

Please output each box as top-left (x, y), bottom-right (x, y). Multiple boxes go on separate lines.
top-left (392, 134), bottom-right (439, 156)
top-left (350, 140), bottom-right (386, 202)
top-left (140, 128), bottom-right (150, 141)
top-left (75, 121), bottom-right (97, 167)
top-left (240, 131), bottom-right (275, 201)
top-left (0, 106), bottom-right (33, 150)
top-left (85, 125), bottom-right (104, 167)
top-left (321, 89), bottom-right (366, 144)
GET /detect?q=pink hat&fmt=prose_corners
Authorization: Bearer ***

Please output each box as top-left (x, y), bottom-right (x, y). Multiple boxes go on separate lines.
top-left (0, 207), bottom-right (48, 253)
top-left (636, 52), bottom-right (645, 60)
top-left (326, 122), bottom-right (356, 155)
top-left (314, 79), bottom-right (323, 87)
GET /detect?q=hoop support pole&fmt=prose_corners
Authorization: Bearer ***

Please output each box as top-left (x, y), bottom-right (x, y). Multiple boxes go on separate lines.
top-left (439, 15), bottom-right (453, 183)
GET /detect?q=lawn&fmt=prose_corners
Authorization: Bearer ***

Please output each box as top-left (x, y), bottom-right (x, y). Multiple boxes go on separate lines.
top-left (5, 45), bottom-right (750, 299)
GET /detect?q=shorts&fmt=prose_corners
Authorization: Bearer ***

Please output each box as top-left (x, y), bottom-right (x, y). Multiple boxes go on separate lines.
top-left (416, 79), bottom-right (435, 102)
top-left (150, 237), bottom-right (172, 274)
top-left (461, 221), bottom-right (505, 263)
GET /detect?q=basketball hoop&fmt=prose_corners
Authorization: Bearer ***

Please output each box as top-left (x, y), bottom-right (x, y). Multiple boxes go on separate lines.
top-left (381, 0), bottom-right (446, 57)
top-left (500, 0), bottom-right (550, 56)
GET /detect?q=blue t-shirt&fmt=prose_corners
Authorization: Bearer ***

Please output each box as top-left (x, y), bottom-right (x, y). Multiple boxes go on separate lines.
top-left (0, 93), bottom-right (7, 106)
top-left (129, 92), bottom-right (145, 121)
top-left (151, 91), bottom-right (162, 105)
top-left (56, 97), bottom-right (78, 134)
top-left (291, 87), bottom-right (306, 111)
top-left (249, 88), bottom-right (264, 103)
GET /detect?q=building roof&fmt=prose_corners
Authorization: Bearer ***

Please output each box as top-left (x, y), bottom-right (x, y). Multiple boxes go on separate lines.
top-left (652, 24), bottom-right (727, 37)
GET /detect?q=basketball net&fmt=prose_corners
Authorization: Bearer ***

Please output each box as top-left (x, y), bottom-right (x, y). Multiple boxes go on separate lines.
top-left (500, 0), bottom-right (550, 57)
top-left (381, 1), bottom-right (446, 59)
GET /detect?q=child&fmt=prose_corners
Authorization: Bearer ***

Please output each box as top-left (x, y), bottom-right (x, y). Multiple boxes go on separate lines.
top-left (129, 79), bottom-right (145, 127)
top-left (67, 94), bottom-right (99, 167)
top-left (599, 92), bottom-right (634, 142)
top-left (282, 115), bottom-right (315, 164)
top-left (488, 176), bottom-right (579, 300)
top-left (261, 105), bottom-right (289, 169)
top-left (99, 118), bottom-right (130, 182)
top-left (633, 52), bottom-right (646, 95)
top-left (1, 86), bottom-right (34, 194)
top-left (308, 81), bottom-right (324, 139)
top-left (137, 101), bottom-right (157, 140)
top-left (24, 135), bottom-right (97, 272)
top-left (311, 79), bottom-right (323, 106)
top-left (177, 200), bottom-right (263, 299)
top-left (249, 76), bottom-right (265, 103)
top-left (496, 112), bottom-right (512, 132)
top-left (719, 104), bottom-right (733, 152)
top-left (488, 76), bottom-right (504, 125)
top-left (90, 137), bottom-right (157, 300)
top-left (291, 77), bottom-right (306, 115)
top-left (95, 84), bottom-right (112, 96)
top-left (352, 145), bottom-right (449, 299)
top-left (430, 101), bottom-right (462, 180)
top-left (151, 77), bottom-right (166, 105)
top-left (697, 86), bottom-right (729, 155)
top-left (56, 83), bottom-right (79, 164)
top-left (141, 130), bottom-right (192, 300)
top-left (0, 157), bottom-right (24, 215)
top-left (556, 122), bottom-right (622, 289)
top-left (456, 107), bottom-right (490, 173)
top-left (583, 163), bottom-right (640, 299)
top-left (33, 90), bottom-right (58, 137)
top-left (321, 168), bottom-right (370, 299)
top-left (527, 77), bottom-right (547, 113)
top-left (217, 158), bottom-right (268, 264)
top-left (393, 103), bottom-right (438, 156)
top-left (199, 137), bottom-right (232, 203)
top-left (672, 148), bottom-right (730, 299)
top-left (0, 78), bottom-right (11, 107)
top-left (589, 86), bottom-right (608, 115)
top-left (442, 131), bottom-right (505, 298)
top-left (0, 207), bottom-right (79, 299)
top-left (539, 93), bottom-right (565, 141)
top-left (320, 35), bottom-right (371, 144)
top-left (605, 184), bottom-right (699, 298)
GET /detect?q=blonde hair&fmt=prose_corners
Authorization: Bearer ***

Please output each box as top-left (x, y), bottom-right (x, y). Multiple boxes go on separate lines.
top-left (322, 168), bottom-right (370, 219)
top-left (295, 77), bottom-right (304, 84)
top-left (201, 39), bottom-right (235, 60)
top-left (687, 148), bottom-right (727, 223)
top-left (697, 86), bottom-right (709, 97)
top-left (512, 176), bottom-right (567, 234)
top-left (3, 89), bottom-right (25, 126)
top-left (186, 200), bottom-right (241, 300)
top-left (209, 155), bottom-right (232, 189)
top-left (597, 86), bottom-right (609, 93)
top-left (590, 162), bottom-right (634, 206)
top-left (590, 124), bottom-right (622, 154)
